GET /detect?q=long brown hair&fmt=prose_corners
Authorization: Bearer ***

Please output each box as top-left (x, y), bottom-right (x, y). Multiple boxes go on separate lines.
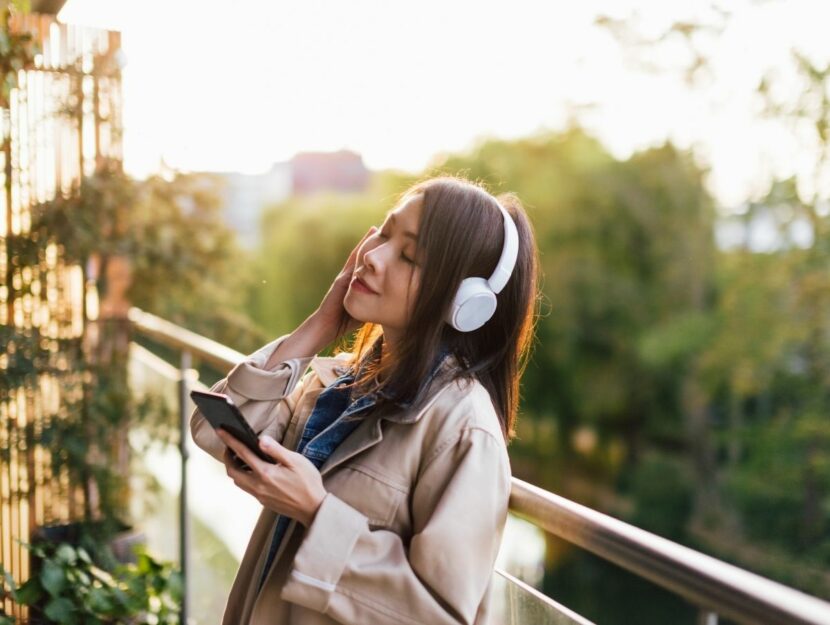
top-left (333, 174), bottom-right (541, 443)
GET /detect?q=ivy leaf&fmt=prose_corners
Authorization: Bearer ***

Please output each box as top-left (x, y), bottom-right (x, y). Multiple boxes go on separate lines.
top-left (76, 548), bottom-right (92, 564)
top-left (43, 596), bottom-right (76, 625)
top-left (86, 586), bottom-right (115, 613)
top-left (13, 577), bottom-right (42, 605)
top-left (55, 544), bottom-right (77, 566)
top-left (39, 561), bottom-right (67, 597)
top-left (66, 568), bottom-right (91, 587)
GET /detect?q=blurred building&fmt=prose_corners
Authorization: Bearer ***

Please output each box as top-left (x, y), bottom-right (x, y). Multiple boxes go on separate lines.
top-left (217, 162), bottom-right (293, 249)
top-left (217, 150), bottom-right (370, 249)
top-left (291, 149), bottom-right (370, 195)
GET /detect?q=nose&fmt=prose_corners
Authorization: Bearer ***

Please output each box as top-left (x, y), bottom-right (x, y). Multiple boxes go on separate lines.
top-left (362, 229), bottom-right (389, 275)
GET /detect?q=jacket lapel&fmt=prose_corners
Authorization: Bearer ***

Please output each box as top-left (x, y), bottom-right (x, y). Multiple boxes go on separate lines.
top-left (308, 354), bottom-right (351, 388)
top-left (319, 415), bottom-right (384, 477)
top-left (305, 351), bottom-right (462, 478)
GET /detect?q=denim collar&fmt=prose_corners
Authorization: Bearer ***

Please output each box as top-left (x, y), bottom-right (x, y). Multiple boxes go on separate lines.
top-left (328, 341), bottom-right (455, 413)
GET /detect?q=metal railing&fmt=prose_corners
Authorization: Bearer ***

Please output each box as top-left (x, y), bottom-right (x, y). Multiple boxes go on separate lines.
top-left (127, 306), bottom-right (830, 625)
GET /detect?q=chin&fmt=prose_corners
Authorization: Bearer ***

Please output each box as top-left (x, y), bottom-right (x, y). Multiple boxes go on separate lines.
top-left (343, 297), bottom-right (367, 323)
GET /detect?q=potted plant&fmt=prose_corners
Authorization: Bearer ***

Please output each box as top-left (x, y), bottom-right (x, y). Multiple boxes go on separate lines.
top-left (0, 539), bottom-right (181, 624)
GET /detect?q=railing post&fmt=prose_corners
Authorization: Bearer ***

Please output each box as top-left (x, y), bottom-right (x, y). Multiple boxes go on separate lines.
top-left (698, 610), bottom-right (718, 625)
top-left (179, 349), bottom-right (193, 624)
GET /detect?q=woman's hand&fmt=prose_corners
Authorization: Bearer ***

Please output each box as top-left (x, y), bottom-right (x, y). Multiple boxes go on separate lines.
top-left (311, 225), bottom-right (377, 344)
top-left (217, 429), bottom-right (327, 527)
top-left (263, 225), bottom-right (377, 369)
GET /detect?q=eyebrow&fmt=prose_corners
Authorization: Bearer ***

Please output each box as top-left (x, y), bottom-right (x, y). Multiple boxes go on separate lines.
top-left (386, 212), bottom-right (419, 242)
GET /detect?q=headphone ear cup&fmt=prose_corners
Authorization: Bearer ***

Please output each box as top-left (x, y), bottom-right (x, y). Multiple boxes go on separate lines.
top-left (447, 277), bottom-right (497, 332)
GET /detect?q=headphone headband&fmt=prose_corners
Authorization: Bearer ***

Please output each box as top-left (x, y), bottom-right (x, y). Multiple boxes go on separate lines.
top-left (486, 195), bottom-right (519, 294)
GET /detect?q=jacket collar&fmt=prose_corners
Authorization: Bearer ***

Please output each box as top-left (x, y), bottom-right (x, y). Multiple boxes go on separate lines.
top-left (306, 345), bottom-right (460, 424)
top-left (308, 354), bottom-right (351, 388)
top-left (316, 357), bottom-right (461, 477)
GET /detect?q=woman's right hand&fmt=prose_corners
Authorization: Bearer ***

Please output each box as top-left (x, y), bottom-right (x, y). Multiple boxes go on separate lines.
top-left (310, 225), bottom-right (377, 344)
top-left (263, 226), bottom-right (377, 370)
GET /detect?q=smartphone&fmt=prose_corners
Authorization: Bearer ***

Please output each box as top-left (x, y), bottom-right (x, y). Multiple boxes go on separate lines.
top-left (190, 390), bottom-right (276, 466)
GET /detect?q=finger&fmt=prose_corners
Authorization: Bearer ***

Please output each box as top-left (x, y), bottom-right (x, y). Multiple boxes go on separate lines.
top-left (223, 446), bottom-right (252, 473)
top-left (218, 429), bottom-right (264, 476)
top-left (344, 226), bottom-right (376, 270)
top-left (225, 455), bottom-right (257, 493)
top-left (259, 435), bottom-right (296, 467)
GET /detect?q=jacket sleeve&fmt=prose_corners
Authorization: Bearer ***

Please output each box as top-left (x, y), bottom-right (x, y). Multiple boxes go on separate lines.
top-left (189, 333), bottom-right (316, 464)
top-left (280, 425), bottom-right (512, 624)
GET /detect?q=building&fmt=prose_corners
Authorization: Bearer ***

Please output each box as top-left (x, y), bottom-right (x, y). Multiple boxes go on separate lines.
top-left (217, 150), bottom-right (370, 249)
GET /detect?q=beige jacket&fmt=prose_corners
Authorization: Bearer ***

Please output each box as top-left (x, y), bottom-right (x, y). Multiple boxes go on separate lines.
top-left (189, 333), bottom-right (512, 624)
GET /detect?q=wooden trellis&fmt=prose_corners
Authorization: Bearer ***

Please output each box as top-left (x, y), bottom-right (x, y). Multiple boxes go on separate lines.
top-left (0, 11), bottom-right (123, 620)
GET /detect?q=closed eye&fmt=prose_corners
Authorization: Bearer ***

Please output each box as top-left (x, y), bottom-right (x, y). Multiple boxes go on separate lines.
top-left (378, 228), bottom-right (417, 265)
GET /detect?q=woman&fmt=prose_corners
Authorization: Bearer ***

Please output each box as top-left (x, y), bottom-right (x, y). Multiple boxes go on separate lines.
top-left (190, 175), bottom-right (540, 624)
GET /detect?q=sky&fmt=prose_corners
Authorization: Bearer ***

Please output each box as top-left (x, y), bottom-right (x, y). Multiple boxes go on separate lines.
top-left (56, 0), bottom-right (830, 208)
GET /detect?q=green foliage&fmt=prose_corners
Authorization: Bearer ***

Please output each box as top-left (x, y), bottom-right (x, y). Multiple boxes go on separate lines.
top-left (29, 161), bottom-right (137, 264)
top-left (25, 161), bottom-right (267, 353)
top-left (0, 540), bottom-right (181, 624)
top-left (440, 129), bottom-right (717, 471)
top-left (126, 171), bottom-right (270, 353)
top-left (3, 318), bottom-right (175, 526)
top-left (626, 452), bottom-right (694, 541)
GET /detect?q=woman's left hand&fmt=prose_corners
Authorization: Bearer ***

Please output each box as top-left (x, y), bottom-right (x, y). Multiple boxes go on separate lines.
top-left (217, 429), bottom-right (327, 527)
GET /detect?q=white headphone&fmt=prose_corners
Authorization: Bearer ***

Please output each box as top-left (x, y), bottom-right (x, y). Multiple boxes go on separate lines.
top-left (446, 194), bottom-right (519, 332)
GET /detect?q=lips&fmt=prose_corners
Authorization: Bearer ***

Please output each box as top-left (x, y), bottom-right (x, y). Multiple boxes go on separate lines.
top-left (352, 276), bottom-right (379, 294)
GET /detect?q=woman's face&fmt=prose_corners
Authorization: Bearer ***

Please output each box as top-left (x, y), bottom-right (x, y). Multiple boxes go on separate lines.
top-left (345, 193), bottom-right (424, 344)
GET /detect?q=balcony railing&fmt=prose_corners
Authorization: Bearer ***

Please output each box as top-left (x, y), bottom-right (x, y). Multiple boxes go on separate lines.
top-left (127, 306), bottom-right (830, 625)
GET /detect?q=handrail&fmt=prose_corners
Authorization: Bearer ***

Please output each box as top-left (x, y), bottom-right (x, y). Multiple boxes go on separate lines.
top-left (128, 307), bottom-right (830, 625)
top-left (509, 479), bottom-right (830, 625)
top-left (128, 307), bottom-right (244, 371)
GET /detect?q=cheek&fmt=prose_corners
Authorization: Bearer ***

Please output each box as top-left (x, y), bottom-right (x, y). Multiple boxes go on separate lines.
top-left (403, 273), bottom-right (421, 309)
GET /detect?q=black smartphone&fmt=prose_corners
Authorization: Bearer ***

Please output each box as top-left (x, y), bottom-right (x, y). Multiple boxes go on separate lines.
top-left (190, 390), bottom-right (276, 466)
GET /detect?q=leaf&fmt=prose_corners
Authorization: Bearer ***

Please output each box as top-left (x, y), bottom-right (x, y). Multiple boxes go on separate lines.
top-left (76, 548), bottom-right (92, 564)
top-left (13, 577), bottom-right (42, 605)
top-left (55, 544), bottom-right (77, 566)
top-left (66, 568), bottom-right (91, 587)
top-left (39, 560), bottom-right (67, 597)
top-left (0, 565), bottom-right (17, 595)
top-left (86, 586), bottom-right (115, 613)
top-left (43, 596), bottom-right (76, 624)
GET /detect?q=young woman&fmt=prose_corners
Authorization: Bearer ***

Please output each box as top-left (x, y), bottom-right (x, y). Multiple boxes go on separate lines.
top-left (190, 175), bottom-right (540, 624)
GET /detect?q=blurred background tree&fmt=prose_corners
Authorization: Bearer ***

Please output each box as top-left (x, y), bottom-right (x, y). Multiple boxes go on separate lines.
top-left (126, 171), bottom-right (269, 354)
